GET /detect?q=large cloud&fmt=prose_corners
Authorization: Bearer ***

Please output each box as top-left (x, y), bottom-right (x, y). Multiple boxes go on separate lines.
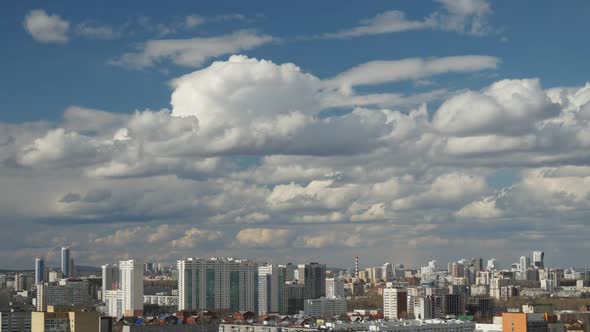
top-left (433, 79), bottom-right (559, 136)
top-left (3, 55), bottom-right (590, 268)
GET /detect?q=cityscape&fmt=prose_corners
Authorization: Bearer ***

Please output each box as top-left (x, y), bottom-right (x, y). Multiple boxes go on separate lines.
top-left (2, 247), bottom-right (590, 331)
top-left (2, 0), bottom-right (590, 331)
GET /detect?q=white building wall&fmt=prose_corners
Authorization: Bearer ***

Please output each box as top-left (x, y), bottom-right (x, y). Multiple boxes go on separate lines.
top-left (119, 259), bottom-right (144, 315)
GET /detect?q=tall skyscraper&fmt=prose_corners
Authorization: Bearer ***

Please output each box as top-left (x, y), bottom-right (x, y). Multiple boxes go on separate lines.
top-left (101, 264), bottom-right (119, 302)
top-left (61, 247), bottom-right (70, 278)
top-left (298, 262), bottom-right (326, 300)
top-left (119, 259), bottom-right (144, 316)
top-left (383, 288), bottom-right (408, 320)
top-left (533, 251), bottom-right (544, 269)
top-left (35, 257), bottom-right (45, 285)
top-left (177, 257), bottom-right (258, 312)
top-left (258, 265), bottom-right (286, 315)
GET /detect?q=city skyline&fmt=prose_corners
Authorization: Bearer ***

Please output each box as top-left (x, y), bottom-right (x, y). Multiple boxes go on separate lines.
top-left (11, 246), bottom-right (584, 273)
top-left (1, 1), bottom-right (590, 269)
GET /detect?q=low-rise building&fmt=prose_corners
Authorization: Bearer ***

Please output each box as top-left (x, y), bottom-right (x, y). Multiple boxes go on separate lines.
top-left (303, 297), bottom-right (346, 318)
top-left (31, 306), bottom-right (99, 332)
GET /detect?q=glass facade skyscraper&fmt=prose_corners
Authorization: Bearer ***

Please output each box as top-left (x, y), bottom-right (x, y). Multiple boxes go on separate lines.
top-left (61, 247), bottom-right (70, 278)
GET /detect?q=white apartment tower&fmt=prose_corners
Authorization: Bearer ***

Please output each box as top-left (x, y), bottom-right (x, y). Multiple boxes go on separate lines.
top-left (325, 277), bottom-right (345, 299)
top-left (258, 265), bottom-right (286, 315)
top-left (119, 259), bottom-right (144, 316)
top-left (383, 288), bottom-right (408, 320)
top-left (178, 257), bottom-right (258, 312)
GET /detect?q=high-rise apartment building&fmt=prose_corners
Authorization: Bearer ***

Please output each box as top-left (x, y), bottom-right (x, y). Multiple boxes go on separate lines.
top-left (35, 257), bottom-right (45, 285)
top-left (36, 278), bottom-right (94, 311)
top-left (283, 263), bottom-right (296, 282)
top-left (258, 264), bottom-right (285, 315)
top-left (282, 281), bottom-right (305, 315)
top-left (119, 259), bottom-right (143, 316)
top-left (101, 264), bottom-right (119, 302)
top-left (534, 253), bottom-right (545, 269)
top-left (104, 290), bottom-right (123, 317)
top-left (298, 263), bottom-right (326, 300)
top-left (60, 247), bottom-right (70, 278)
top-left (325, 277), bottom-right (345, 299)
top-left (68, 258), bottom-right (75, 278)
top-left (452, 262), bottom-right (465, 278)
top-left (177, 257), bottom-right (258, 312)
top-left (383, 288), bottom-right (407, 320)
top-left (473, 258), bottom-right (483, 272)
top-left (383, 263), bottom-right (394, 282)
top-left (15, 273), bottom-right (32, 291)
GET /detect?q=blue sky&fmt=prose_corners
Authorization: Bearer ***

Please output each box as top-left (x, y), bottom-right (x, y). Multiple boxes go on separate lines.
top-left (2, 1), bottom-right (589, 123)
top-left (1, 0), bottom-right (590, 269)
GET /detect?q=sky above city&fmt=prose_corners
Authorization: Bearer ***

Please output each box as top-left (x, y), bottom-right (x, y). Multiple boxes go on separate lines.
top-left (1, 0), bottom-right (590, 270)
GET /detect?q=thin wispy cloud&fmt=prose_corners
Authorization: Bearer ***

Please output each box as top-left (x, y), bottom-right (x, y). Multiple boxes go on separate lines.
top-left (323, 0), bottom-right (493, 38)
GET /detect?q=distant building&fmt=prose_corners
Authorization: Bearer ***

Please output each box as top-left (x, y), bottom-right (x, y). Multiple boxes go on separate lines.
top-left (502, 312), bottom-right (547, 332)
top-left (35, 257), bottom-right (45, 285)
top-left (119, 259), bottom-right (144, 317)
top-left (177, 257), bottom-right (258, 312)
top-left (36, 279), bottom-right (92, 311)
top-left (533, 251), bottom-right (544, 269)
top-left (258, 264), bottom-right (286, 315)
top-left (383, 288), bottom-right (407, 320)
top-left (220, 319), bottom-right (476, 332)
top-left (101, 264), bottom-right (119, 302)
top-left (48, 271), bottom-right (62, 283)
top-left (143, 295), bottom-right (178, 307)
top-left (104, 289), bottom-right (123, 318)
top-left (414, 295), bottom-right (436, 320)
top-left (61, 247), bottom-right (70, 278)
top-left (298, 263), bottom-right (326, 300)
top-left (282, 281), bottom-right (305, 315)
top-left (31, 306), bottom-right (98, 332)
top-left (304, 296), bottom-right (347, 317)
top-left (1, 311), bottom-right (31, 332)
top-left (326, 277), bottom-right (345, 299)
top-left (15, 273), bottom-right (32, 292)
top-left (466, 297), bottom-right (494, 322)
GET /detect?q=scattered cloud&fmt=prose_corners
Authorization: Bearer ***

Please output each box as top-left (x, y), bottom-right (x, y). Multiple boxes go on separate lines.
top-left (326, 55), bottom-right (499, 93)
top-left (112, 31), bottom-right (274, 68)
top-left (23, 9), bottom-right (70, 44)
top-left (323, 0), bottom-right (493, 38)
top-left (234, 228), bottom-right (294, 248)
top-left (75, 22), bottom-right (120, 40)
top-left (324, 10), bottom-right (433, 38)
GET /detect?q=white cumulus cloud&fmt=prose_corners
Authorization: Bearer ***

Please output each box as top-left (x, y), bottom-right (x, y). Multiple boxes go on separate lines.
top-left (23, 9), bottom-right (70, 44)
